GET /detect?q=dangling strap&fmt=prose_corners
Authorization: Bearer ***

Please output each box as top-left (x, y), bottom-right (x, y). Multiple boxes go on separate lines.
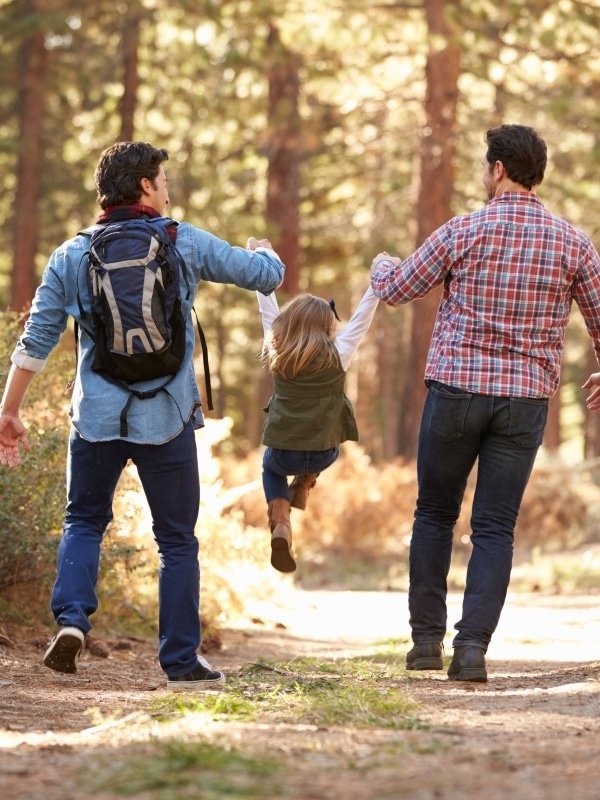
top-left (192, 306), bottom-right (213, 411)
top-left (168, 226), bottom-right (213, 412)
top-left (119, 393), bottom-right (137, 438)
top-left (64, 321), bottom-right (80, 394)
top-left (117, 383), bottom-right (174, 438)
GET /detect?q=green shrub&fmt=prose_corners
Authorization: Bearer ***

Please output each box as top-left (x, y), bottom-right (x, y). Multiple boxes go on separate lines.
top-left (0, 313), bottom-right (72, 601)
top-left (0, 423), bottom-right (66, 589)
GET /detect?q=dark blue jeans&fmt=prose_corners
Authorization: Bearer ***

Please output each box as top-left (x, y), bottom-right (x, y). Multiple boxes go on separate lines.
top-left (51, 422), bottom-right (202, 677)
top-left (262, 446), bottom-right (339, 502)
top-left (409, 382), bottom-right (548, 650)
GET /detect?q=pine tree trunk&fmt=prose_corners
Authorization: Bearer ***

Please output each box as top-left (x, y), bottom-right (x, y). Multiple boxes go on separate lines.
top-left (119, 3), bottom-right (141, 142)
top-left (396, 0), bottom-right (461, 458)
top-left (11, 0), bottom-right (48, 312)
top-left (544, 392), bottom-right (561, 452)
top-left (265, 24), bottom-right (301, 295)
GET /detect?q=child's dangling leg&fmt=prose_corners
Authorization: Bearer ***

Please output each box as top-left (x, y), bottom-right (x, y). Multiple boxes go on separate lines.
top-left (289, 473), bottom-right (320, 510)
top-left (267, 499), bottom-right (296, 573)
top-left (262, 448), bottom-right (301, 572)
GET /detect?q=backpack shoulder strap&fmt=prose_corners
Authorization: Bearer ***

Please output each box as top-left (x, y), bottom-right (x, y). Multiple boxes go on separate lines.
top-left (78, 224), bottom-right (103, 237)
top-left (70, 224), bottom-right (103, 390)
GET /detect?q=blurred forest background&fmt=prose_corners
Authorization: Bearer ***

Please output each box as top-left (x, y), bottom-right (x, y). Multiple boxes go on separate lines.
top-left (2, 0), bottom-right (600, 635)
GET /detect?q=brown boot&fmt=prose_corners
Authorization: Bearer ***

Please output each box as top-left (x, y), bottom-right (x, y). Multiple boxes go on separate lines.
top-left (267, 499), bottom-right (296, 573)
top-left (288, 473), bottom-right (320, 510)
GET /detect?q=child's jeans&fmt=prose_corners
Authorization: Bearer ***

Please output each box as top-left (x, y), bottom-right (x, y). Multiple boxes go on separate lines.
top-left (262, 446), bottom-right (339, 501)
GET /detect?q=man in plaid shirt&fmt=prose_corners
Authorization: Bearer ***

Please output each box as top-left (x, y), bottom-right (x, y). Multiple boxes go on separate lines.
top-left (371, 124), bottom-right (600, 682)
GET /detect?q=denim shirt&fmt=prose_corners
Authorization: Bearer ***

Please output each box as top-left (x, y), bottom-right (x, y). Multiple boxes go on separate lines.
top-left (12, 221), bottom-right (284, 444)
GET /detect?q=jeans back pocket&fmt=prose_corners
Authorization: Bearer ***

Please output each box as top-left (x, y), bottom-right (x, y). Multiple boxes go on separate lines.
top-left (507, 397), bottom-right (548, 448)
top-left (426, 382), bottom-right (472, 442)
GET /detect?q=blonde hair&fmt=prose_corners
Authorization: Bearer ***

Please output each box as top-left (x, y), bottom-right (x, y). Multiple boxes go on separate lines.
top-left (262, 294), bottom-right (338, 378)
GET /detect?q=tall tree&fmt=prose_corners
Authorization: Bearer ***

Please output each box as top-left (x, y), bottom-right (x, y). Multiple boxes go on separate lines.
top-left (119, 1), bottom-right (142, 142)
top-left (396, 0), bottom-right (461, 457)
top-left (10, 0), bottom-right (48, 311)
top-left (264, 23), bottom-right (301, 295)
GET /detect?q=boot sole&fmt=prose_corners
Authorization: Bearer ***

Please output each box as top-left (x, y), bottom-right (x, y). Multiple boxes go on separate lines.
top-left (448, 668), bottom-right (488, 682)
top-left (406, 658), bottom-right (444, 670)
top-left (271, 538), bottom-right (296, 573)
top-left (43, 632), bottom-right (84, 674)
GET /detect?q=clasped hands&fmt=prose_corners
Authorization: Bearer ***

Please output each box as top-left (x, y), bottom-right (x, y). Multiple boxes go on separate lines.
top-left (371, 251), bottom-right (401, 272)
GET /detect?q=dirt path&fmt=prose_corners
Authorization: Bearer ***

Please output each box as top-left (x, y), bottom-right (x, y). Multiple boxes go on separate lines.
top-left (1, 589), bottom-right (600, 799)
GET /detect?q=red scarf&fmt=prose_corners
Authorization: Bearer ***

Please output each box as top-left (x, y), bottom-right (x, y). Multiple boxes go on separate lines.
top-left (95, 204), bottom-right (177, 242)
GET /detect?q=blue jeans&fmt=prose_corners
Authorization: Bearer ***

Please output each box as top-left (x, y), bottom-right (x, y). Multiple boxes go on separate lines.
top-left (409, 382), bottom-right (548, 650)
top-left (51, 422), bottom-right (202, 677)
top-left (262, 447), bottom-right (339, 502)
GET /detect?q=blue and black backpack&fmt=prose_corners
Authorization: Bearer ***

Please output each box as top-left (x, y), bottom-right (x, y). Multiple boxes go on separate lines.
top-left (76, 217), bottom-right (212, 435)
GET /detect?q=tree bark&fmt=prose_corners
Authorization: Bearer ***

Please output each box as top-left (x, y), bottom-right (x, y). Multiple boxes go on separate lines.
top-left (119, 3), bottom-right (141, 143)
top-left (544, 392), bottom-right (561, 452)
top-left (11, 0), bottom-right (48, 311)
top-left (396, 0), bottom-right (461, 457)
top-left (265, 24), bottom-right (301, 295)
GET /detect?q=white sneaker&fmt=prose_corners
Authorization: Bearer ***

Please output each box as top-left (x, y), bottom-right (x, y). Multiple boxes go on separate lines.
top-left (43, 626), bottom-right (85, 674)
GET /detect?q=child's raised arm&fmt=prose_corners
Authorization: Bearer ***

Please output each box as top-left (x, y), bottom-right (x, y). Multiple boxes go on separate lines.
top-left (257, 291), bottom-right (280, 337)
top-left (334, 286), bottom-right (380, 371)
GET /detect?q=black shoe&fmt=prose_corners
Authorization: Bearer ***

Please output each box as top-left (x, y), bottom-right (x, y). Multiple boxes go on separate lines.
top-left (447, 646), bottom-right (487, 682)
top-left (167, 656), bottom-right (226, 691)
top-left (43, 626), bottom-right (85, 674)
top-left (406, 642), bottom-right (444, 670)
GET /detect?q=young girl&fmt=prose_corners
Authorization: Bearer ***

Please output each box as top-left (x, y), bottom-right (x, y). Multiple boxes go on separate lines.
top-left (257, 285), bottom-right (379, 573)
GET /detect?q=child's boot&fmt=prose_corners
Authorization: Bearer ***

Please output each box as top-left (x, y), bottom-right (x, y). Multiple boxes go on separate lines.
top-left (267, 499), bottom-right (296, 573)
top-left (288, 473), bottom-right (320, 510)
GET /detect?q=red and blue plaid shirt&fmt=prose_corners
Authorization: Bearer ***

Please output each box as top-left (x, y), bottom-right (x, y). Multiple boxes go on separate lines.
top-left (371, 192), bottom-right (600, 398)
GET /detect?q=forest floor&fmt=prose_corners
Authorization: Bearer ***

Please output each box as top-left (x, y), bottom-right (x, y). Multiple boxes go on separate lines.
top-left (1, 588), bottom-right (600, 800)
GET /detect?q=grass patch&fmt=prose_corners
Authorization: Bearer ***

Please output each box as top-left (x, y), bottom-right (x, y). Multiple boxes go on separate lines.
top-left (85, 740), bottom-right (281, 798)
top-left (152, 656), bottom-right (421, 731)
top-left (152, 691), bottom-right (256, 722)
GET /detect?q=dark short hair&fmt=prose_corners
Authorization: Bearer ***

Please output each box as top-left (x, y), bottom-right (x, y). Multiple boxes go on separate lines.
top-left (94, 141), bottom-right (169, 208)
top-left (485, 125), bottom-right (547, 189)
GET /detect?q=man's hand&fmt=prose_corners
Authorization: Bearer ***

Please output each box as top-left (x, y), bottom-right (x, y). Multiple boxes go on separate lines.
top-left (247, 237), bottom-right (274, 252)
top-left (371, 251), bottom-right (402, 271)
top-left (0, 414), bottom-right (31, 468)
top-left (583, 373), bottom-right (600, 412)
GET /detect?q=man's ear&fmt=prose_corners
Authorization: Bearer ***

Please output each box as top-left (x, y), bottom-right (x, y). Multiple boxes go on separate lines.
top-left (494, 160), bottom-right (506, 179)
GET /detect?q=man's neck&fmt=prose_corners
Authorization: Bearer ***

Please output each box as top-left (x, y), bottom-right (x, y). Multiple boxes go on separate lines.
top-left (494, 178), bottom-right (535, 196)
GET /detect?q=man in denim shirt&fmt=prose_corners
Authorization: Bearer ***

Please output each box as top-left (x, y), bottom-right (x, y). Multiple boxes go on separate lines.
top-left (0, 141), bottom-right (284, 689)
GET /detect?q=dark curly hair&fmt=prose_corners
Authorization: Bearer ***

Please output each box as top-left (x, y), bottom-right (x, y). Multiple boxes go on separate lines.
top-left (485, 125), bottom-right (547, 190)
top-left (94, 141), bottom-right (169, 208)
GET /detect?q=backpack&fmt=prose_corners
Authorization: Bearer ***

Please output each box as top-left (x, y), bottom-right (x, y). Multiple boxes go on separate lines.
top-left (76, 217), bottom-right (212, 435)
